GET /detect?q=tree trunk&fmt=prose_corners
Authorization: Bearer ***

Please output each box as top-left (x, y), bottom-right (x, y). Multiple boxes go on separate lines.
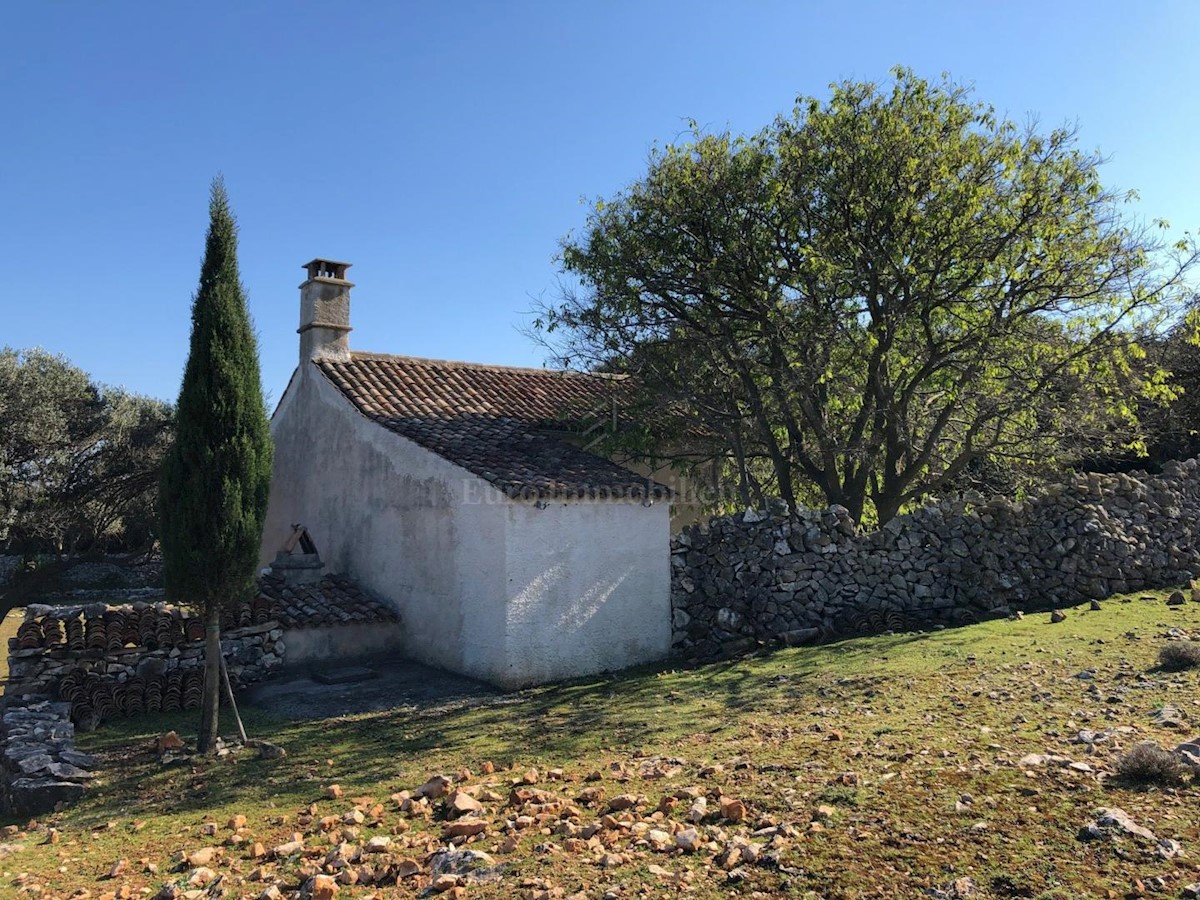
top-left (873, 493), bottom-right (903, 527)
top-left (197, 604), bottom-right (222, 754)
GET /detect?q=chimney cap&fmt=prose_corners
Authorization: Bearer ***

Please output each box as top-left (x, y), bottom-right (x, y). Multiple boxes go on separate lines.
top-left (302, 259), bottom-right (353, 281)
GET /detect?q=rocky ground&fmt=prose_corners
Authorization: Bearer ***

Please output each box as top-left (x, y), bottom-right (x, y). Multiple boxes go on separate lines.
top-left (0, 589), bottom-right (1199, 899)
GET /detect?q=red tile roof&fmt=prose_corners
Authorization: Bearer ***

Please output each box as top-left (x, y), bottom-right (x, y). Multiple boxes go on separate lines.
top-left (315, 353), bottom-right (668, 500)
top-left (256, 573), bottom-right (399, 628)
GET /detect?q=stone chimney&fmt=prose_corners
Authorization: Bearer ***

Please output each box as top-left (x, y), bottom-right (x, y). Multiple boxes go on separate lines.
top-left (298, 258), bottom-right (353, 363)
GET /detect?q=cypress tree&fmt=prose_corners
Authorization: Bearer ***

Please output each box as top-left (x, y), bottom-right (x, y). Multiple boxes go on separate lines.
top-left (160, 178), bottom-right (273, 754)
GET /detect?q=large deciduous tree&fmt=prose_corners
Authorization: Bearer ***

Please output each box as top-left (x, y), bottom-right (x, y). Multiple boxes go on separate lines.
top-left (539, 69), bottom-right (1198, 525)
top-left (160, 179), bottom-right (273, 754)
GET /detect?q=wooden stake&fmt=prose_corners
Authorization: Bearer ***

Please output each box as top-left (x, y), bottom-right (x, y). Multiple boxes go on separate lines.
top-left (219, 653), bottom-right (248, 744)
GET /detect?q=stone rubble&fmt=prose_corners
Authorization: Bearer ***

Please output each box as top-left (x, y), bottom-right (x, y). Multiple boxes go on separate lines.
top-left (0, 700), bottom-right (96, 816)
top-left (1078, 807), bottom-right (1157, 844)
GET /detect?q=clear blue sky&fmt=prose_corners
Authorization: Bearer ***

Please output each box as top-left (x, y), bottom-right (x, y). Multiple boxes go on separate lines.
top-left (4, 1), bottom-right (1198, 404)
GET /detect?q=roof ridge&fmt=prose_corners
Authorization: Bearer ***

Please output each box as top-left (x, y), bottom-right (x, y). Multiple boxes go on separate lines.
top-left (341, 351), bottom-right (629, 381)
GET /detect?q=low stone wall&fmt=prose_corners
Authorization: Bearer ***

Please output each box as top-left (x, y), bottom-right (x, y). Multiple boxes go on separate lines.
top-left (0, 700), bottom-right (96, 817)
top-left (5, 571), bottom-right (401, 732)
top-left (671, 459), bottom-right (1200, 660)
top-left (1, 570), bottom-right (399, 816)
top-left (7, 603), bottom-right (285, 730)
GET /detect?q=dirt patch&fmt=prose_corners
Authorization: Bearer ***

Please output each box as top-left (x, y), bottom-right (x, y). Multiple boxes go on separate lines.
top-left (243, 659), bottom-right (503, 719)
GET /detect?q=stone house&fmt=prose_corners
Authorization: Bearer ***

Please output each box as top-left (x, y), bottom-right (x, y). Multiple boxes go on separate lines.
top-left (259, 260), bottom-right (673, 688)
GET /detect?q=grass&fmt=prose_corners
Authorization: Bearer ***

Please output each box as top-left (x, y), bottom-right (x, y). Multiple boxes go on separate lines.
top-left (0, 607), bottom-right (20, 688)
top-left (3, 590), bottom-right (1200, 899)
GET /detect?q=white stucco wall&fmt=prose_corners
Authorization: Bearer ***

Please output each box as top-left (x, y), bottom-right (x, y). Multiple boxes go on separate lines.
top-left (501, 498), bottom-right (670, 687)
top-left (261, 364), bottom-right (510, 677)
top-left (261, 362), bottom-right (671, 688)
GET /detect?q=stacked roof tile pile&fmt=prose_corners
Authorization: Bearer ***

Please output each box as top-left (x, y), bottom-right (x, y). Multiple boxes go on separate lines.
top-left (14, 574), bottom-right (398, 653)
top-left (7, 572), bottom-right (398, 729)
top-left (56, 668), bottom-right (205, 728)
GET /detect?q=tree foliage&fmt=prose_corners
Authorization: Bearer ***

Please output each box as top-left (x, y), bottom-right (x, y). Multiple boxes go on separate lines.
top-left (159, 178), bottom-right (272, 752)
top-left (0, 347), bottom-right (172, 556)
top-left (1142, 310), bottom-right (1200, 465)
top-left (539, 69), bottom-right (1198, 524)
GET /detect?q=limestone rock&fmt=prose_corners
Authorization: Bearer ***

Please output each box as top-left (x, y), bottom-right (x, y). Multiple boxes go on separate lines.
top-left (719, 796), bottom-right (746, 822)
top-left (184, 847), bottom-right (219, 868)
top-left (187, 867), bottom-right (216, 887)
top-left (393, 858), bottom-right (422, 878)
top-left (444, 817), bottom-right (487, 839)
top-left (7, 778), bottom-right (85, 816)
top-left (675, 828), bottom-right (701, 852)
top-left (446, 790), bottom-right (483, 818)
top-left (251, 740), bottom-right (287, 760)
top-left (1152, 705), bottom-right (1185, 728)
top-left (428, 847), bottom-right (499, 881)
top-left (305, 874), bottom-right (339, 900)
top-left (416, 775), bottom-right (452, 800)
top-left (605, 794), bottom-right (639, 812)
top-left (272, 839), bottom-right (304, 858)
top-left (1079, 807), bottom-right (1157, 843)
top-left (1156, 837), bottom-right (1184, 859)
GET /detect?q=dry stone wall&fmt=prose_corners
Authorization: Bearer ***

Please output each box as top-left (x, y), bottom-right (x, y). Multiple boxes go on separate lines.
top-left (671, 459), bottom-right (1200, 660)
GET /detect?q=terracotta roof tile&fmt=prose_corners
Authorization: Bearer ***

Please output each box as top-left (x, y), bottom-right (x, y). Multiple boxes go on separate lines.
top-left (315, 353), bottom-right (668, 500)
top-left (256, 573), bottom-right (399, 628)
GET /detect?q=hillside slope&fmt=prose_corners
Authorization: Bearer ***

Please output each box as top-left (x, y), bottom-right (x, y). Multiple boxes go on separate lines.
top-left (3, 590), bottom-right (1199, 899)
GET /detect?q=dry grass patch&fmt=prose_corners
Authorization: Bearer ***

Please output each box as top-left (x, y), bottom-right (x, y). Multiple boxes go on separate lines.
top-left (1159, 639), bottom-right (1200, 671)
top-left (1115, 741), bottom-right (1192, 788)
